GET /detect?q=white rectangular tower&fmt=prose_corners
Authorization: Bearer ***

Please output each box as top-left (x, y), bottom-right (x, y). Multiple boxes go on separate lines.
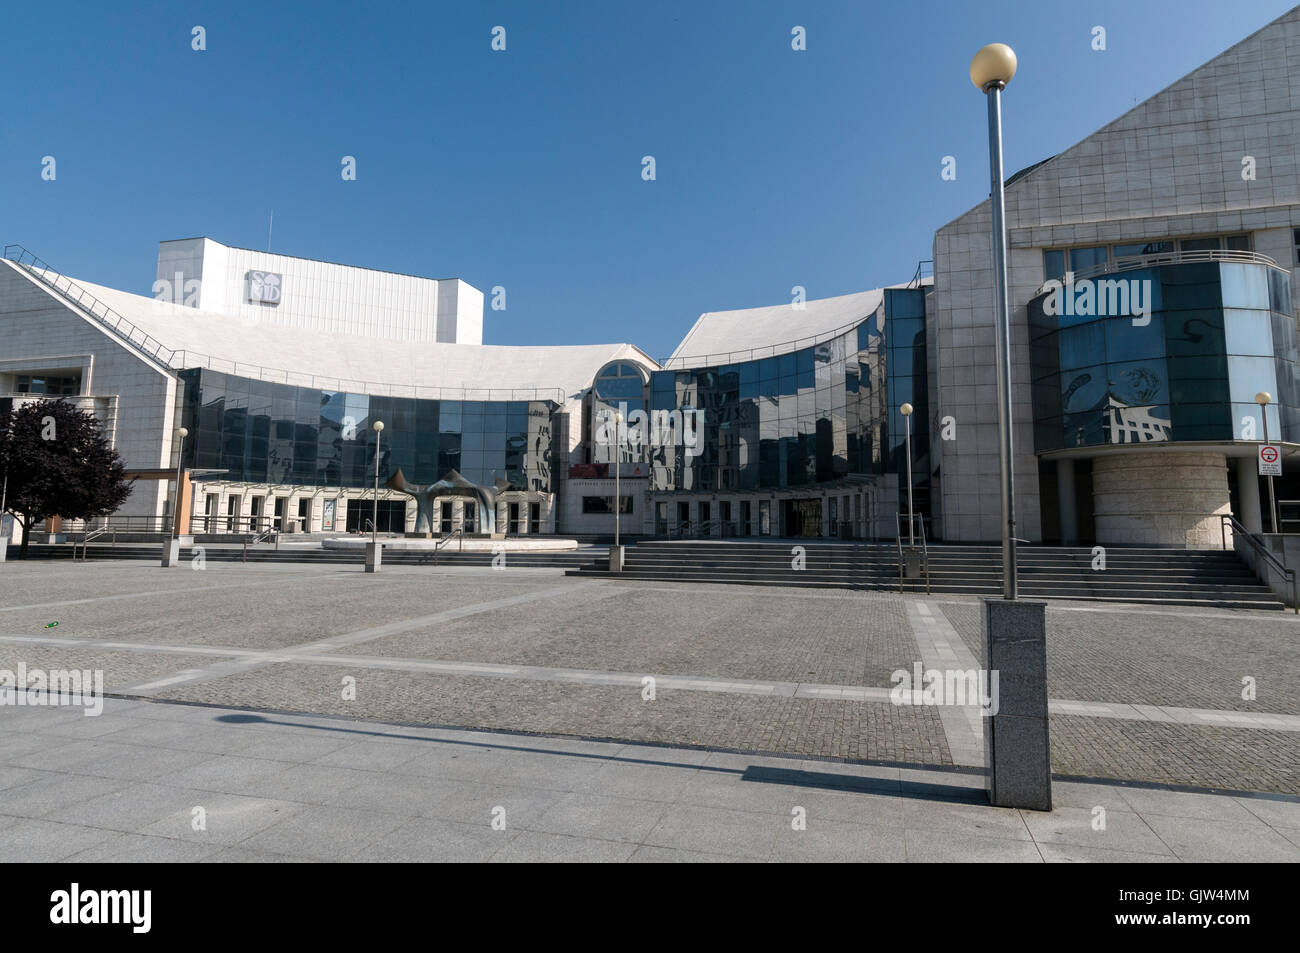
top-left (154, 237), bottom-right (483, 344)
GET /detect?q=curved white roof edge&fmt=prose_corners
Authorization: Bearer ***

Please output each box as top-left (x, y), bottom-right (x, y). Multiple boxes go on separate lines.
top-left (15, 263), bottom-right (658, 399)
top-left (669, 288), bottom-right (886, 363)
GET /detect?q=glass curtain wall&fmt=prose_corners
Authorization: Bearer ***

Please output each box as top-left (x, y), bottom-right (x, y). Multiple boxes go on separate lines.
top-left (179, 369), bottom-right (557, 491)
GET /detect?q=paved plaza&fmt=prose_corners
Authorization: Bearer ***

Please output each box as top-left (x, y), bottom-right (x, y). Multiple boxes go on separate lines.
top-left (1, 559), bottom-right (1299, 861)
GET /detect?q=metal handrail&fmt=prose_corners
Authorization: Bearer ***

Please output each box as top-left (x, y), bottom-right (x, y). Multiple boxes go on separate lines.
top-left (1220, 513), bottom-right (1297, 614)
top-left (3, 245), bottom-right (567, 405)
top-left (242, 528), bottom-right (280, 563)
top-left (78, 526), bottom-right (113, 559)
top-left (1034, 249), bottom-right (1283, 297)
top-left (424, 528), bottom-right (465, 566)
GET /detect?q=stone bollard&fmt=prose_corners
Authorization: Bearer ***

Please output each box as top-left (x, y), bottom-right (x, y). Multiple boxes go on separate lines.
top-left (982, 598), bottom-right (1051, 810)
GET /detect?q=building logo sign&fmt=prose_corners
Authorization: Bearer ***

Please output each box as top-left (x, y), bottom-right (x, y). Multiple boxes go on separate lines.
top-left (246, 270), bottom-right (283, 305)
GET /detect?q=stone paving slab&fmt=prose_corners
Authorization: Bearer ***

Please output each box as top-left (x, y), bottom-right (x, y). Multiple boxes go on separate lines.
top-left (1, 698), bottom-right (1296, 862)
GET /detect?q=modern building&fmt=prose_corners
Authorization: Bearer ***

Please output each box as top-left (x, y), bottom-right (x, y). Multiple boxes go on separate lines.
top-left (931, 6), bottom-right (1300, 546)
top-left (4, 6), bottom-right (1300, 548)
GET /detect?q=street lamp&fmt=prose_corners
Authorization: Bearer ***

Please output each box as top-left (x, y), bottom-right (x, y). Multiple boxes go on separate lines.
top-left (372, 420), bottom-right (384, 544)
top-left (613, 410), bottom-right (623, 549)
top-left (900, 402), bottom-right (915, 546)
top-left (171, 427), bottom-right (188, 538)
top-left (972, 41), bottom-right (1019, 600)
top-left (1256, 392), bottom-right (1277, 533)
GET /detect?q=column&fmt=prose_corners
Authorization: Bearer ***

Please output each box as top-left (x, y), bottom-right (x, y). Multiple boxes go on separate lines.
top-left (1056, 458), bottom-right (1078, 545)
top-left (1236, 455), bottom-right (1263, 534)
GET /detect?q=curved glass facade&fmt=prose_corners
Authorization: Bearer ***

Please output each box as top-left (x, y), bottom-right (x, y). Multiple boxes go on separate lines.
top-left (1029, 261), bottom-right (1298, 451)
top-left (179, 369), bottom-right (558, 491)
top-left (645, 306), bottom-right (895, 492)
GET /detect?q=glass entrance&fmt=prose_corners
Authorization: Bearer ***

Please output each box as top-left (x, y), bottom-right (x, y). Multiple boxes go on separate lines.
top-left (782, 499), bottom-right (822, 537)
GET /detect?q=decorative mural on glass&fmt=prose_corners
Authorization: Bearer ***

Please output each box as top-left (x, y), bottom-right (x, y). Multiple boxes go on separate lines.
top-left (1029, 261), bottom-right (1298, 452)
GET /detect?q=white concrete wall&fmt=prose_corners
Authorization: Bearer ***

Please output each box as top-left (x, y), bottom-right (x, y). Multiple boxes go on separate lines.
top-left (0, 262), bottom-right (178, 520)
top-left (156, 238), bottom-right (483, 344)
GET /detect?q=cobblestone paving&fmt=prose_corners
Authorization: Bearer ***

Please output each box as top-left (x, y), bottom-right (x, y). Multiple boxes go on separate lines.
top-left (938, 600), bottom-right (1300, 715)
top-left (3, 562), bottom-right (1299, 794)
top-left (339, 583), bottom-right (914, 686)
top-left (154, 665), bottom-right (952, 764)
top-left (1051, 715), bottom-right (1300, 795)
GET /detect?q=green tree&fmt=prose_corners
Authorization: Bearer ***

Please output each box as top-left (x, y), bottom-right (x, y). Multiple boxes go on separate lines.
top-left (0, 399), bottom-right (133, 558)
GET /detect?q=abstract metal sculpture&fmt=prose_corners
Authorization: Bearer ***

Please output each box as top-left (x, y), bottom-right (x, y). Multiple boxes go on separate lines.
top-left (386, 468), bottom-right (512, 534)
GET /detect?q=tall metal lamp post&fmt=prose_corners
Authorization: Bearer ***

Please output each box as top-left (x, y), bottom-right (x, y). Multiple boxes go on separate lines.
top-left (614, 410), bottom-right (623, 549)
top-left (900, 402), bottom-right (915, 545)
top-left (971, 42), bottom-right (1051, 811)
top-left (171, 427), bottom-right (188, 538)
top-left (372, 420), bottom-right (385, 544)
top-left (608, 410), bottom-right (625, 572)
top-left (1256, 391), bottom-right (1278, 533)
top-left (366, 420), bottom-right (385, 573)
top-left (971, 41), bottom-right (1019, 601)
top-left (161, 426), bottom-right (189, 567)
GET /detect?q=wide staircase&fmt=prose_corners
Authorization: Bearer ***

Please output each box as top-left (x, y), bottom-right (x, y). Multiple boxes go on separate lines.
top-left (566, 540), bottom-right (1286, 610)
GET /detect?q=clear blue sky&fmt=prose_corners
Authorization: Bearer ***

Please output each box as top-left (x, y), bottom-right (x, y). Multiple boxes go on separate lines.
top-left (4, 0), bottom-right (1294, 361)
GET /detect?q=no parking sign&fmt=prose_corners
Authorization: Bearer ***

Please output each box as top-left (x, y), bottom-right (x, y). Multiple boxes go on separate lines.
top-left (1259, 444), bottom-right (1282, 476)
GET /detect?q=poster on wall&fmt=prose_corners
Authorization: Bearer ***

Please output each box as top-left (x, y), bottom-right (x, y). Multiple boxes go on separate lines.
top-left (323, 499), bottom-right (336, 531)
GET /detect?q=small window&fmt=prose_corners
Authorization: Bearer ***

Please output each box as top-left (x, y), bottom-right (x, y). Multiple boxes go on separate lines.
top-left (1069, 246), bottom-right (1108, 273)
top-left (1043, 250), bottom-right (1066, 281)
top-left (582, 496), bottom-right (633, 514)
top-left (1225, 233), bottom-right (1251, 252)
top-left (1180, 237), bottom-right (1220, 252)
top-left (1293, 229), bottom-right (1300, 265)
top-left (1113, 241), bottom-right (1173, 258)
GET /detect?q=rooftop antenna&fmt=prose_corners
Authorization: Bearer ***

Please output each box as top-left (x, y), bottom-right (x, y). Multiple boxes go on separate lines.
top-left (267, 210), bottom-right (273, 252)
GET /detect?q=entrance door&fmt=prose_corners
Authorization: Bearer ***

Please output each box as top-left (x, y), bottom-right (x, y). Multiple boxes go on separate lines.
top-left (677, 502), bottom-right (690, 535)
top-left (782, 499), bottom-right (822, 537)
top-left (297, 498), bottom-right (311, 533)
top-left (719, 501), bottom-right (731, 538)
top-left (529, 502), bottom-right (541, 534)
top-left (274, 496), bottom-right (285, 531)
top-left (226, 496), bottom-right (241, 532)
top-left (655, 502), bottom-right (668, 536)
top-left (508, 502), bottom-right (520, 535)
top-left (440, 501), bottom-right (452, 534)
top-left (463, 501), bottom-right (477, 534)
top-left (740, 500), bottom-right (751, 537)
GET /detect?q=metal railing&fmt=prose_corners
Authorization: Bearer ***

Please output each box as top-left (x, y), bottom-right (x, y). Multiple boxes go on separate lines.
top-left (895, 512), bottom-right (930, 594)
top-left (78, 526), bottom-right (113, 559)
top-left (1034, 249), bottom-right (1283, 297)
top-left (423, 528), bottom-right (465, 565)
top-left (189, 515), bottom-right (281, 535)
top-left (664, 517), bottom-right (725, 539)
top-left (62, 515), bottom-right (171, 535)
top-left (3, 244), bottom-right (567, 405)
top-left (242, 528), bottom-right (280, 562)
top-left (1221, 513), bottom-right (1297, 613)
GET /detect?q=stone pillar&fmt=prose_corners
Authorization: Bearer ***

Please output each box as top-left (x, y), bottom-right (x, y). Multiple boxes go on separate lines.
top-left (983, 598), bottom-right (1051, 810)
top-left (1092, 451), bottom-right (1231, 548)
top-left (1056, 458), bottom-right (1078, 545)
top-left (1236, 455), bottom-right (1263, 534)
